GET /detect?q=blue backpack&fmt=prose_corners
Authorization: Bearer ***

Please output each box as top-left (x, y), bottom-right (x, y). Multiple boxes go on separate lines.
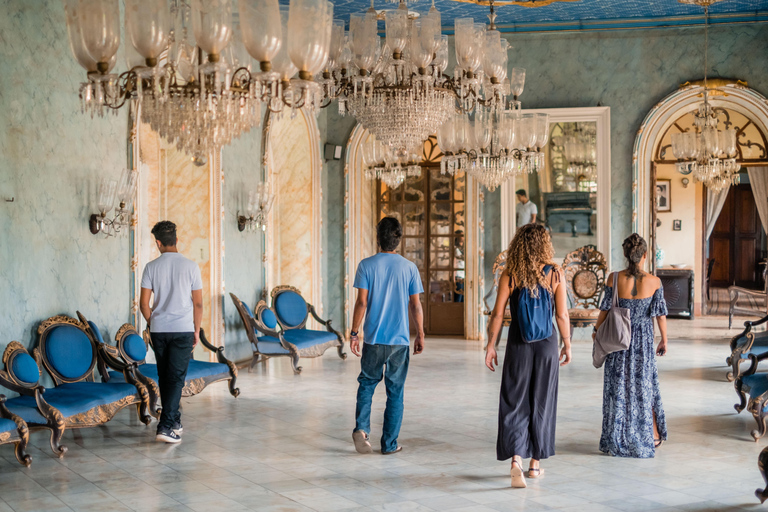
top-left (516, 265), bottom-right (554, 343)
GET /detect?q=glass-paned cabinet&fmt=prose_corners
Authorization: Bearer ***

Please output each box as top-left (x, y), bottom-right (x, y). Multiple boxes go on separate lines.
top-left (377, 136), bottom-right (465, 335)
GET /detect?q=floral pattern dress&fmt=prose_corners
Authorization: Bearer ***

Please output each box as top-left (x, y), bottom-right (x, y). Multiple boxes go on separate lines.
top-left (599, 284), bottom-right (668, 458)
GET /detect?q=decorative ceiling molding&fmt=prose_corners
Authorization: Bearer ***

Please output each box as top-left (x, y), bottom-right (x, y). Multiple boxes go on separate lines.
top-left (452, 0), bottom-right (579, 8)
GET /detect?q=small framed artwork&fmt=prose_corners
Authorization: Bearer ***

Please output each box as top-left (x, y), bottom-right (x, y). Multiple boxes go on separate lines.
top-left (656, 179), bottom-right (671, 212)
top-left (673, 219), bottom-right (682, 231)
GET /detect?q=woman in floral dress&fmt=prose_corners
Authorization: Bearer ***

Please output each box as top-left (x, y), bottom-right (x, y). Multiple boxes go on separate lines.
top-left (594, 233), bottom-right (669, 458)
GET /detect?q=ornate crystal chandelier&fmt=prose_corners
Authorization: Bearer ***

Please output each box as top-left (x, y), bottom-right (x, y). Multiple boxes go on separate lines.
top-left (671, 2), bottom-right (740, 192)
top-left (65, 0), bottom-right (538, 175)
top-left (437, 109), bottom-right (548, 192)
top-left (65, 0), bottom-right (264, 161)
top-left (361, 136), bottom-right (422, 188)
top-left (562, 128), bottom-right (596, 180)
top-left (428, 3), bottom-right (543, 192)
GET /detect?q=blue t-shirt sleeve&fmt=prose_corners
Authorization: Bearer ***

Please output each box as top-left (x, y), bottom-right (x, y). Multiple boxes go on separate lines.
top-left (409, 265), bottom-right (424, 295)
top-left (353, 262), bottom-right (369, 290)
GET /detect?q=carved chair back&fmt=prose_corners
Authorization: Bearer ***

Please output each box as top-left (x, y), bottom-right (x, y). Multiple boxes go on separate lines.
top-left (562, 245), bottom-right (608, 310)
top-left (271, 286), bottom-right (310, 330)
top-left (0, 342), bottom-right (41, 393)
top-left (114, 325), bottom-right (148, 365)
top-left (37, 316), bottom-right (98, 386)
top-left (230, 293), bottom-right (260, 346)
top-left (254, 300), bottom-right (281, 337)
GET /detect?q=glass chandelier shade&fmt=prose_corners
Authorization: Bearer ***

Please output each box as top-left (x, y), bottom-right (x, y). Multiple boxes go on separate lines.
top-left (190, 0), bottom-right (232, 59)
top-left (125, 0), bottom-right (170, 63)
top-left (238, 0), bottom-right (282, 67)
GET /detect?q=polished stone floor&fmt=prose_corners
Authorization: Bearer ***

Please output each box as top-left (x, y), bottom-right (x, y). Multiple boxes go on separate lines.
top-left (2, 316), bottom-right (767, 512)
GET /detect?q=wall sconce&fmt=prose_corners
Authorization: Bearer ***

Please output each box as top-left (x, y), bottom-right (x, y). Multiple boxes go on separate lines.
top-left (681, 177), bottom-right (690, 189)
top-left (90, 169), bottom-right (137, 237)
top-left (238, 183), bottom-right (275, 232)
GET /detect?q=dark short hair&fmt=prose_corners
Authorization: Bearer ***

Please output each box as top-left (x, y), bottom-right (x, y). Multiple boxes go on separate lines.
top-left (151, 221), bottom-right (177, 247)
top-left (377, 217), bottom-right (402, 252)
top-left (515, 189), bottom-right (527, 197)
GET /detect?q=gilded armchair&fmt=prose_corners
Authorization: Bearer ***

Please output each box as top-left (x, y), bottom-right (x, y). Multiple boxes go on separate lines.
top-left (270, 286), bottom-right (347, 374)
top-left (562, 245), bottom-right (608, 337)
top-left (728, 261), bottom-right (768, 329)
top-left (1, 316), bottom-right (152, 457)
top-left (230, 293), bottom-right (294, 369)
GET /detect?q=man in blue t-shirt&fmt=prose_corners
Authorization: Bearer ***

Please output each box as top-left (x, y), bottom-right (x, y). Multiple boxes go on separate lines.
top-left (350, 217), bottom-right (425, 455)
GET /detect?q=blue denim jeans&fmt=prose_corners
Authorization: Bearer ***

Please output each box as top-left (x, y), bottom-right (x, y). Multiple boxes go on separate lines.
top-left (354, 343), bottom-right (410, 453)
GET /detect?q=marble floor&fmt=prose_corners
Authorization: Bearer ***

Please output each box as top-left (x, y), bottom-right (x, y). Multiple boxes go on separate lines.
top-left (2, 316), bottom-right (767, 512)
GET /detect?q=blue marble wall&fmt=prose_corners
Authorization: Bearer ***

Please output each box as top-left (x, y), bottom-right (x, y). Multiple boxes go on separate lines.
top-left (0, 1), bottom-right (132, 372)
top-left (320, 108), bottom-right (358, 328)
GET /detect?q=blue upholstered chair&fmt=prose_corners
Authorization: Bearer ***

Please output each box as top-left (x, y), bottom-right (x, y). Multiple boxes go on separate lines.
top-left (0, 316), bottom-right (152, 457)
top-left (230, 294), bottom-right (293, 370)
top-left (270, 286), bottom-right (347, 373)
top-left (0, 395), bottom-right (31, 467)
top-left (727, 314), bottom-right (768, 382)
top-left (102, 323), bottom-right (240, 400)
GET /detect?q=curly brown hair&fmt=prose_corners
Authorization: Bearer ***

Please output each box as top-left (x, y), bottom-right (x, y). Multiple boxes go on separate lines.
top-left (504, 224), bottom-right (558, 297)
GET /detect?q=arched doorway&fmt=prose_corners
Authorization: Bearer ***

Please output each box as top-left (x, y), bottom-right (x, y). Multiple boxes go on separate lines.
top-left (263, 110), bottom-right (323, 312)
top-left (633, 81), bottom-right (768, 314)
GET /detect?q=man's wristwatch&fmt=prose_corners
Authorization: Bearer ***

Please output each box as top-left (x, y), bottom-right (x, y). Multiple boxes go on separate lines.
top-left (350, 330), bottom-right (358, 337)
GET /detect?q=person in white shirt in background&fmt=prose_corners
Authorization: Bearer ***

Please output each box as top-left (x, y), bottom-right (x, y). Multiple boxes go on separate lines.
top-left (516, 189), bottom-right (538, 228)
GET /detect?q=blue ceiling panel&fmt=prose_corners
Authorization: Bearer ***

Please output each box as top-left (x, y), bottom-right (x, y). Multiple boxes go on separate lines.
top-left (277, 0), bottom-right (768, 32)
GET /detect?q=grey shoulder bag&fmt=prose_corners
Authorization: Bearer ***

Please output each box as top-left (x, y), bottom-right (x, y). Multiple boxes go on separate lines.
top-left (592, 272), bottom-right (632, 368)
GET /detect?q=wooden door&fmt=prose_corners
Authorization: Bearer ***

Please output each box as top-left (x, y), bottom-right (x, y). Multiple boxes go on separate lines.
top-left (709, 184), bottom-right (764, 289)
top-left (377, 169), bottom-right (466, 336)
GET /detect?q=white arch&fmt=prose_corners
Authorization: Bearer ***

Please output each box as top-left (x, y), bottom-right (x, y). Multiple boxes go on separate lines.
top-left (631, 83), bottom-right (768, 241)
top-left (264, 109), bottom-right (324, 313)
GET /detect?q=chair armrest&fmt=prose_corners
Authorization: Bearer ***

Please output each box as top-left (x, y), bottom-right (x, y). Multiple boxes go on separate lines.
top-left (95, 343), bottom-right (129, 375)
top-left (0, 370), bottom-right (39, 397)
top-left (0, 396), bottom-right (28, 437)
top-left (199, 328), bottom-right (220, 354)
top-left (308, 304), bottom-right (344, 340)
top-left (745, 313), bottom-right (768, 330)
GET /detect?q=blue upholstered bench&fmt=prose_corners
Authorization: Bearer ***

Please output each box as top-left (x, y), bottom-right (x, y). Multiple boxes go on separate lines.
top-left (270, 286), bottom-right (346, 373)
top-left (0, 395), bottom-right (31, 466)
top-left (231, 294), bottom-right (293, 369)
top-left (95, 323), bottom-right (239, 410)
top-left (728, 314), bottom-right (768, 382)
top-left (0, 316), bottom-right (152, 457)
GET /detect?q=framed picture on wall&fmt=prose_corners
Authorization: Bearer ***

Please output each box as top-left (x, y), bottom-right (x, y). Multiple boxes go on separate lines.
top-left (656, 179), bottom-right (671, 212)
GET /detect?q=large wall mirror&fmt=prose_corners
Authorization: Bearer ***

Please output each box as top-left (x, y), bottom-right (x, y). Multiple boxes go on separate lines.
top-left (501, 107), bottom-right (611, 261)
top-left (130, 111), bottom-right (224, 362)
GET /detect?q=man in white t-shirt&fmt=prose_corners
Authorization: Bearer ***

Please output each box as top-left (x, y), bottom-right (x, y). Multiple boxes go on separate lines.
top-left (516, 189), bottom-right (538, 228)
top-left (139, 221), bottom-right (203, 444)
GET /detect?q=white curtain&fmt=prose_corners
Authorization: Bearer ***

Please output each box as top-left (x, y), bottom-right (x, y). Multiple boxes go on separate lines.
top-left (748, 167), bottom-right (768, 234)
top-left (706, 186), bottom-right (731, 240)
